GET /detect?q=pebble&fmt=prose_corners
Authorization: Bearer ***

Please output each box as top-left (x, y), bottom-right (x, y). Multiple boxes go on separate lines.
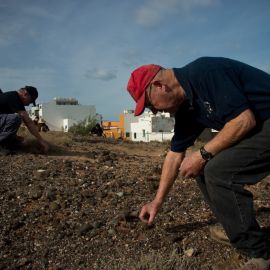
top-left (108, 229), bottom-right (116, 235)
top-left (116, 192), bottom-right (124, 197)
top-left (184, 248), bottom-right (195, 257)
top-left (78, 223), bottom-right (93, 235)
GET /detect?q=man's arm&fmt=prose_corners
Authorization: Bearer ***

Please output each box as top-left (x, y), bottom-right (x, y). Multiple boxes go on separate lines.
top-left (18, 111), bottom-right (49, 153)
top-left (180, 109), bottom-right (256, 178)
top-left (203, 109), bottom-right (256, 155)
top-left (139, 150), bottom-right (185, 225)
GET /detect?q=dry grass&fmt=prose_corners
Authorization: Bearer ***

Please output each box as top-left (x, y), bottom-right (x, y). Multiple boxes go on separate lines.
top-left (98, 249), bottom-right (202, 270)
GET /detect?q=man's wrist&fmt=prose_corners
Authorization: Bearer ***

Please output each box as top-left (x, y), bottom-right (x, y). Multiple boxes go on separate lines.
top-left (153, 197), bottom-right (164, 207)
top-left (199, 146), bottom-right (214, 161)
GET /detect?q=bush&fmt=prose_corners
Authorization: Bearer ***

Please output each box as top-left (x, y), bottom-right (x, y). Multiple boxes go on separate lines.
top-left (68, 116), bottom-right (97, 135)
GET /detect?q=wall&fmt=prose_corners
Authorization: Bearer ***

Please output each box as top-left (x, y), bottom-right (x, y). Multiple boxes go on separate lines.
top-left (102, 121), bottom-right (123, 139)
top-left (122, 110), bottom-right (139, 139)
top-left (130, 112), bottom-right (174, 142)
top-left (63, 119), bottom-right (78, 132)
top-left (38, 100), bottom-right (96, 131)
top-left (152, 116), bottom-right (174, 132)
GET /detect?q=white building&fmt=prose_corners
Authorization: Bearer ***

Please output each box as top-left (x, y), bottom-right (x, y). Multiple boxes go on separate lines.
top-left (122, 110), bottom-right (139, 139)
top-left (130, 111), bottom-right (175, 142)
top-left (30, 97), bottom-right (98, 132)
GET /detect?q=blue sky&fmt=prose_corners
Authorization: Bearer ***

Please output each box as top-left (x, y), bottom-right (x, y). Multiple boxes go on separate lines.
top-left (0, 0), bottom-right (270, 120)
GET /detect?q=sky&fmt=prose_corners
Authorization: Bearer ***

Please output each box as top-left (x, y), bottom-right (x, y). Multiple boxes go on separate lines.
top-left (0, 0), bottom-right (270, 120)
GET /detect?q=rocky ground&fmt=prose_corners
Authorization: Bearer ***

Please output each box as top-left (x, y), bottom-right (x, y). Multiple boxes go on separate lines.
top-left (0, 132), bottom-right (269, 270)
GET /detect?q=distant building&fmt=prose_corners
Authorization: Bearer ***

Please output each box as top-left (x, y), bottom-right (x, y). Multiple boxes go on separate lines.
top-left (102, 110), bottom-right (174, 142)
top-left (102, 120), bottom-right (123, 139)
top-left (120, 110), bottom-right (139, 140)
top-left (29, 97), bottom-right (99, 132)
top-left (102, 110), bottom-right (139, 140)
top-left (130, 111), bottom-right (175, 142)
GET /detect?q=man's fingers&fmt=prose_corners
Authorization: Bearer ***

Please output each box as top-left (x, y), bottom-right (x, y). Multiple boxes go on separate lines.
top-left (148, 213), bottom-right (155, 225)
top-left (139, 210), bottom-right (149, 223)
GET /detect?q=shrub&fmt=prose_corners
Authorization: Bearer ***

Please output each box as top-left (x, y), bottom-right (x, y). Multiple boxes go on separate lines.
top-left (68, 116), bottom-right (97, 135)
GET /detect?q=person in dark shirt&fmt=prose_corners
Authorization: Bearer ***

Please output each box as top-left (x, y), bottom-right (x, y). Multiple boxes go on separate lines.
top-left (126, 57), bottom-right (270, 270)
top-left (0, 86), bottom-right (49, 153)
top-left (90, 123), bottom-right (103, 137)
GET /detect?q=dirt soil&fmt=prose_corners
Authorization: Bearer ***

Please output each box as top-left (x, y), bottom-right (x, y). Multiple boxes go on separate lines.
top-left (0, 133), bottom-right (269, 270)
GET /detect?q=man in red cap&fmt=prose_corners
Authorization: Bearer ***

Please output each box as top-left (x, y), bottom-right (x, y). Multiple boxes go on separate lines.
top-left (126, 57), bottom-right (270, 270)
top-left (0, 86), bottom-right (49, 154)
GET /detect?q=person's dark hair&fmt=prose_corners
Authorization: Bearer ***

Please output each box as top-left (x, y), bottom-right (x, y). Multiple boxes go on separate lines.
top-left (19, 86), bottom-right (38, 106)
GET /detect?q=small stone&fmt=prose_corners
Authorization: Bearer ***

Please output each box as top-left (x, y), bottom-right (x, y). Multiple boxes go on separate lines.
top-left (108, 229), bottom-right (116, 235)
top-left (184, 248), bottom-right (195, 257)
top-left (78, 223), bottom-right (93, 235)
top-left (116, 192), bottom-right (124, 197)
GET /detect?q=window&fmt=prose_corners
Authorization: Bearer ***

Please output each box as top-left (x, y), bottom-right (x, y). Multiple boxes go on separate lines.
top-left (126, 132), bottom-right (130, 138)
top-left (134, 133), bottom-right (137, 139)
top-left (142, 129), bottom-right (146, 137)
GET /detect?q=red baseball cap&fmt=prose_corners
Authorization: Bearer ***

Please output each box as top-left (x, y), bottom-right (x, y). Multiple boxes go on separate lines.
top-left (127, 64), bottom-right (161, 116)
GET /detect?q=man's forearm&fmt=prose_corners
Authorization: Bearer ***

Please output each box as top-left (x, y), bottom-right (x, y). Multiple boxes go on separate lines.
top-left (26, 121), bottom-right (43, 141)
top-left (19, 111), bottom-right (43, 141)
top-left (204, 109), bottom-right (256, 155)
top-left (154, 150), bottom-right (185, 205)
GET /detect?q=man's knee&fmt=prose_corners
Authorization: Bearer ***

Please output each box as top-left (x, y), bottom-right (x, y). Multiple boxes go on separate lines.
top-left (9, 114), bottom-right (22, 129)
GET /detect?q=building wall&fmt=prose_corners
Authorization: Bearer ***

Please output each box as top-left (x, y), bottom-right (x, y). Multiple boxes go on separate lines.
top-left (152, 115), bottom-right (174, 132)
top-left (122, 110), bottom-right (139, 139)
top-left (102, 110), bottom-right (139, 140)
top-left (102, 121), bottom-right (123, 139)
top-left (63, 119), bottom-right (78, 132)
top-left (38, 100), bottom-right (96, 131)
top-left (130, 112), bottom-right (174, 142)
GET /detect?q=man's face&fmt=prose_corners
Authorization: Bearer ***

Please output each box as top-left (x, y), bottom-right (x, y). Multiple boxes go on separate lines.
top-left (20, 90), bottom-right (33, 106)
top-left (145, 82), bottom-right (185, 115)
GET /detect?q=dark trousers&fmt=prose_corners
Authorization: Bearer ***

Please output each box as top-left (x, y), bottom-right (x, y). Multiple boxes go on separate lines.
top-left (196, 117), bottom-right (270, 259)
top-left (0, 114), bottom-right (21, 144)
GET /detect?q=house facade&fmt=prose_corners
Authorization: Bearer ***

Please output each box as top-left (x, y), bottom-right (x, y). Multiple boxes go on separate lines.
top-left (130, 111), bottom-right (175, 142)
top-left (29, 98), bottom-right (98, 132)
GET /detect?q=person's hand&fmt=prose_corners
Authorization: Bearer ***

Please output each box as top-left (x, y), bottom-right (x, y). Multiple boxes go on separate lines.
top-left (139, 200), bottom-right (162, 225)
top-left (179, 151), bottom-right (206, 178)
top-left (38, 139), bottom-right (49, 154)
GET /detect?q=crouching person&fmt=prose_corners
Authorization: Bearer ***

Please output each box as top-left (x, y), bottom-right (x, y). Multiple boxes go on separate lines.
top-left (126, 58), bottom-right (270, 270)
top-left (0, 86), bottom-right (49, 153)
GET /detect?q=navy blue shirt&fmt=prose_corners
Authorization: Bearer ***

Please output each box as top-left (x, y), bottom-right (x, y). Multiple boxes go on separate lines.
top-left (171, 57), bottom-right (270, 152)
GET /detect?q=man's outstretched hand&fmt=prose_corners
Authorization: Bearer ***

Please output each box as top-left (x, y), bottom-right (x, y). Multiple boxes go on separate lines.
top-left (39, 139), bottom-right (49, 154)
top-left (139, 200), bottom-right (162, 225)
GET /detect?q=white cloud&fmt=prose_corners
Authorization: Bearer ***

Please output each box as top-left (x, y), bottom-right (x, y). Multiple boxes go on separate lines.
top-left (84, 68), bottom-right (117, 81)
top-left (136, 0), bottom-right (218, 26)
